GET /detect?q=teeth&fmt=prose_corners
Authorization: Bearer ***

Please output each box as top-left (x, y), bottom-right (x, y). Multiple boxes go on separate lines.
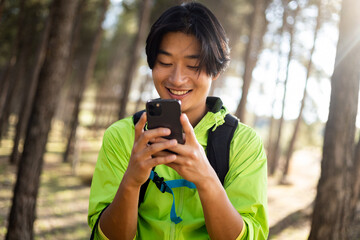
top-left (169, 89), bottom-right (189, 95)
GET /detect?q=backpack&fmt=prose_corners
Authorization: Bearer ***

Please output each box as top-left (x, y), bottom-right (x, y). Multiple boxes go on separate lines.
top-left (90, 108), bottom-right (238, 239)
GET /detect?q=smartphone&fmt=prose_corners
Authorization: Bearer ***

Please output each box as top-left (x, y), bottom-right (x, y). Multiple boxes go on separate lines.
top-left (146, 99), bottom-right (184, 144)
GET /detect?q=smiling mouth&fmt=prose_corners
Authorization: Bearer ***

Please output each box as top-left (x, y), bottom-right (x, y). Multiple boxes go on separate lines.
top-left (168, 88), bottom-right (191, 96)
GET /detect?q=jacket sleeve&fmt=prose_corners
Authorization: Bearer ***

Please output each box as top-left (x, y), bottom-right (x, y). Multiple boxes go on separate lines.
top-left (224, 123), bottom-right (269, 240)
top-left (87, 118), bottom-right (135, 235)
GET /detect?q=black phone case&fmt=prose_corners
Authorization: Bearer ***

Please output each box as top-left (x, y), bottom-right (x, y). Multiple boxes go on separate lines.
top-left (146, 99), bottom-right (184, 144)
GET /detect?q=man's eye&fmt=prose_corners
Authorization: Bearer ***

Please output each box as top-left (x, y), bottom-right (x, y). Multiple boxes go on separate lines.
top-left (188, 66), bottom-right (200, 71)
top-left (159, 61), bottom-right (172, 66)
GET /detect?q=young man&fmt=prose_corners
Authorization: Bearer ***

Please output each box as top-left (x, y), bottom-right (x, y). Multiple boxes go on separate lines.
top-left (88, 2), bottom-right (268, 239)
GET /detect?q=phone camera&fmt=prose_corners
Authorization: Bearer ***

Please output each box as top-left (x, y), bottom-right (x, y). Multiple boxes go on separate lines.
top-left (148, 103), bottom-right (162, 116)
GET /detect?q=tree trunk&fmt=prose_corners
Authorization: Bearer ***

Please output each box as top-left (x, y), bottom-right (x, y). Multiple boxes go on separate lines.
top-left (0, 0), bottom-right (26, 141)
top-left (280, 0), bottom-right (322, 183)
top-left (234, 0), bottom-right (270, 123)
top-left (268, 3), bottom-right (299, 176)
top-left (91, 2), bottom-right (135, 130)
top-left (5, 1), bottom-right (78, 239)
top-left (63, 0), bottom-right (109, 163)
top-left (0, 60), bottom-right (15, 136)
top-left (9, 18), bottom-right (50, 165)
top-left (308, 0), bottom-right (360, 238)
top-left (266, 0), bottom-right (289, 157)
top-left (0, 0), bottom-right (5, 21)
top-left (56, 0), bottom-right (87, 145)
top-left (118, 0), bottom-right (153, 119)
top-left (350, 135), bottom-right (360, 238)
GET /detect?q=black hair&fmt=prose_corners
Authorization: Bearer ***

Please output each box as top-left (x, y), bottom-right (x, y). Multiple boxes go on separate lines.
top-left (145, 2), bottom-right (230, 77)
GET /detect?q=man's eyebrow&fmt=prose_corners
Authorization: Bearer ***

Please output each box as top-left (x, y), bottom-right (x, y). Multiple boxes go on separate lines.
top-left (158, 49), bottom-right (171, 56)
top-left (185, 54), bottom-right (200, 59)
top-left (158, 49), bottom-right (200, 59)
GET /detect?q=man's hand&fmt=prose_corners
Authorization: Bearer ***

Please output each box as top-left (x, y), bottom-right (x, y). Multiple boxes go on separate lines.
top-left (124, 112), bottom-right (178, 187)
top-left (165, 114), bottom-right (219, 188)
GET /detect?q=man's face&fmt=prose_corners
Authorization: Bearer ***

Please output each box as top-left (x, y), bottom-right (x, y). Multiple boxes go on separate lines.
top-left (152, 32), bottom-right (217, 125)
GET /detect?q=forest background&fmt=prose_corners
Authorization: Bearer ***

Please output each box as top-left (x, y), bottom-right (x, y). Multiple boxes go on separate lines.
top-left (0, 0), bottom-right (359, 239)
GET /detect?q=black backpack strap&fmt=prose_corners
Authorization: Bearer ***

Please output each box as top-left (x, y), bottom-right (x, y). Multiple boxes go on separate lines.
top-left (133, 109), bottom-right (146, 125)
top-left (206, 114), bottom-right (238, 185)
top-left (133, 110), bottom-right (153, 206)
top-left (138, 168), bottom-right (154, 207)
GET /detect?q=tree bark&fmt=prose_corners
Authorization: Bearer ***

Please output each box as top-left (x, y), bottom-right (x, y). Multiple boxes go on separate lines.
top-left (63, 0), bottom-right (109, 164)
top-left (308, 0), bottom-right (360, 238)
top-left (350, 135), bottom-right (360, 238)
top-left (118, 0), bottom-right (153, 119)
top-left (55, 0), bottom-right (87, 146)
top-left (5, 1), bottom-right (79, 239)
top-left (281, 0), bottom-right (322, 183)
top-left (0, 0), bottom-right (26, 141)
top-left (268, 3), bottom-right (299, 176)
top-left (9, 10), bottom-right (51, 165)
top-left (0, 0), bottom-right (33, 111)
top-left (0, 0), bottom-right (5, 22)
top-left (234, 0), bottom-right (270, 123)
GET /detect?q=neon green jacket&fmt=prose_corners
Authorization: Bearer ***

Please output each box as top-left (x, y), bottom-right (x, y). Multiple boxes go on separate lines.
top-left (88, 98), bottom-right (268, 239)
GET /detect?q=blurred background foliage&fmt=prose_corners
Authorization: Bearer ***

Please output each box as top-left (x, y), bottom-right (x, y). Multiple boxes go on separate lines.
top-left (1, 0), bottom-right (359, 239)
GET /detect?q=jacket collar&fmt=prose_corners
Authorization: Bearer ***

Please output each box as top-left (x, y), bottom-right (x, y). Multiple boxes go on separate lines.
top-left (192, 97), bottom-right (228, 132)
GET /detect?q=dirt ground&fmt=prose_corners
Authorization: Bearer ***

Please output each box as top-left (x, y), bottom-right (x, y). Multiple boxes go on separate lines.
top-left (267, 148), bottom-right (321, 239)
top-left (0, 136), bottom-right (322, 240)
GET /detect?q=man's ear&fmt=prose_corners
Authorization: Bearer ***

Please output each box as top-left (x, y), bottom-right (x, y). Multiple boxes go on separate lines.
top-left (212, 73), bottom-right (221, 81)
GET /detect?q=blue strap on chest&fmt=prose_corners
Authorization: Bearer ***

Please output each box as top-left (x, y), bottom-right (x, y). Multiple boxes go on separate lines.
top-left (149, 170), bottom-right (196, 224)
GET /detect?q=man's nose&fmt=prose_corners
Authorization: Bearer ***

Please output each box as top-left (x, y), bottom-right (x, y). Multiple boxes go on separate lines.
top-left (169, 65), bottom-right (187, 84)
